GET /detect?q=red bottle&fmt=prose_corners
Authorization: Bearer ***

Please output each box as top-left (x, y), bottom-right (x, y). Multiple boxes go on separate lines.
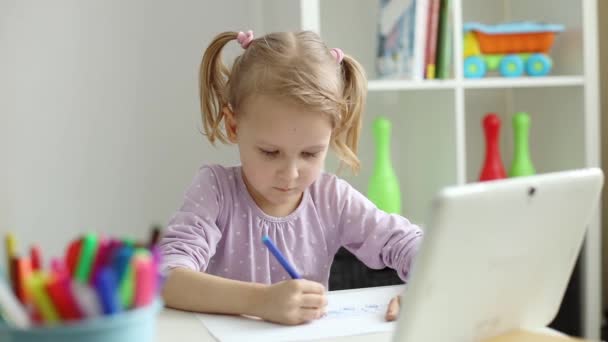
top-left (479, 113), bottom-right (507, 181)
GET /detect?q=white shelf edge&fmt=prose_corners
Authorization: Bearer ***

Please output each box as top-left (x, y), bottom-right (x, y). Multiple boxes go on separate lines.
top-left (461, 76), bottom-right (585, 89)
top-left (367, 76), bottom-right (585, 91)
top-left (367, 79), bottom-right (458, 91)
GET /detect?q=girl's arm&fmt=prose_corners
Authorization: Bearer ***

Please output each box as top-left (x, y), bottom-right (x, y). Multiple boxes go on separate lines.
top-left (333, 178), bottom-right (423, 281)
top-left (162, 267), bottom-right (327, 325)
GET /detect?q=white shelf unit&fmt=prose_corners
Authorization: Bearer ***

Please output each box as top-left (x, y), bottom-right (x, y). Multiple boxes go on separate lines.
top-left (298, 0), bottom-right (601, 339)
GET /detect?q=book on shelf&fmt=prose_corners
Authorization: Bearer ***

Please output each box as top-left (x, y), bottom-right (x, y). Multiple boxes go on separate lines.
top-left (424, 0), bottom-right (441, 79)
top-left (435, 0), bottom-right (452, 79)
top-left (376, 0), bottom-right (452, 80)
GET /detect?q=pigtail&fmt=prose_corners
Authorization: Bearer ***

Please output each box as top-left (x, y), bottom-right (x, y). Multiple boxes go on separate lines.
top-left (199, 31), bottom-right (238, 144)
top-left (334, 54), bottom-right (367, 173)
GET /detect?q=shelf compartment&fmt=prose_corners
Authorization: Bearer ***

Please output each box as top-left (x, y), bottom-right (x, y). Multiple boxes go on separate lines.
top-left (461, 0), bottom-right (583, 77)
top-left (464, 86), bottom-right (585, 183)
top-left (327, 90), bottom-right (458, 224)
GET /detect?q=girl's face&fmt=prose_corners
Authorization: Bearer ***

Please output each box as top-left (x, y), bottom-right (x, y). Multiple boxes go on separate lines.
top-left (225, 95), bottom-right (332, 216)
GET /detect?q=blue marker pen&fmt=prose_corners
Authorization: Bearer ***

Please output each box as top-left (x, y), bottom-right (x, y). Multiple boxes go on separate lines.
top-left (262, 235), bottom-right (301, 279)
top-left (112, 245), bottom-right (134, 282)
top-left (94, 267), bottom-right (121, 315)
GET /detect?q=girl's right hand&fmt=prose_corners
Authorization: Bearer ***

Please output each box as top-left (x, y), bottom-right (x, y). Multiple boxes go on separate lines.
top-left (256, 279), bottom-right (328, 325)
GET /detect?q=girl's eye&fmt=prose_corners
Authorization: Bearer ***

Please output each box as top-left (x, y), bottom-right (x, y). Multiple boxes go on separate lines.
top-left (302, 152), bottom-right (318, 159)
top-left (260, 149), bottom-right (279, 157)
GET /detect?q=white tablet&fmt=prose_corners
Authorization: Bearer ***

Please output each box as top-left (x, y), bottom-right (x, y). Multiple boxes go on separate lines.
top-left (393, 168), bottom-right (604, 342)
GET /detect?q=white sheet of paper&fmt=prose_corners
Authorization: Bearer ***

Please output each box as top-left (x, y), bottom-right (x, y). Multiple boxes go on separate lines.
top-left (196, 285), bottom-right (404, 342)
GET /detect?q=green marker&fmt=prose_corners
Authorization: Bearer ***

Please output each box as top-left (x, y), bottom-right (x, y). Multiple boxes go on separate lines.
top-left (119, 248), bottom-right (150, 309)
top-left (119, 262), bottom-right (134, 309)
top-left (122, 238), bottom-right (135, 248)
top-left (509, 112), bottom-right (536, 177)
top-left (75, 233), bottom-right (99, 283)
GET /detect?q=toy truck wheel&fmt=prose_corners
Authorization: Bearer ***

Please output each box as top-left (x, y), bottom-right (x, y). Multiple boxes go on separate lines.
top-left (526, 54), bottom-right (552, 76)
top-left (464, 56), bottom-right (486, 78)
top-left (499, 55), bottom-right (524, 77)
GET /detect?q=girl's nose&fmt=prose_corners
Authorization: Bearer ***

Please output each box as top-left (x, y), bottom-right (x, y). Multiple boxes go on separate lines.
top-left (278, 160), bottom-right (299, 181)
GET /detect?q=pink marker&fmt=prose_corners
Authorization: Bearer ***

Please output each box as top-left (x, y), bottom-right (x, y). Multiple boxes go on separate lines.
top-left (50, 258), bottom-right (68, 276)
top-left (134, 255), bottom-right (155, 307)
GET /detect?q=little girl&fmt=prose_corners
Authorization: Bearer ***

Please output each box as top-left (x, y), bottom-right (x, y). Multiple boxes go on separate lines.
top-left (159, 30), bottom-right (422, 325)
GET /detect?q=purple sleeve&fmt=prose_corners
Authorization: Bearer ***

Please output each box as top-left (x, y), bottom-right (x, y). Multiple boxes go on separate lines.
top-left (336, 179), bottom-right (423, 282)
top-left (159, 167), bottom-right (223, 274)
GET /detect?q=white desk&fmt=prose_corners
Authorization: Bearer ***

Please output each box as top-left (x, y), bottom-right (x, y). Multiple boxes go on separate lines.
top-left (156, 286), bottom-right (398, 342)
top-left (156, 307), bottom-right (569, 342)
top-left (157, 308), bottom-right (570, 342)
top-left (156, 306), bottom-right (392, 342)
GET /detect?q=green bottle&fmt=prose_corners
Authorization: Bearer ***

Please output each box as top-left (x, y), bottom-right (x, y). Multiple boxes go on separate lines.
top-left (509, 112), bottom-right (536, 177)
top-left (367, 117), bottom-right (402, 214)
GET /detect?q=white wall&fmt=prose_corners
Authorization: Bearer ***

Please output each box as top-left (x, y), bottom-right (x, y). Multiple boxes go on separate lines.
top-left (0, 0), bottom-right (301, 266)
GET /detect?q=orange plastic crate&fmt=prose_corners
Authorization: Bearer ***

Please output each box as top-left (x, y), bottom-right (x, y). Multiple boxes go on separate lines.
top-left (474, 31), bottom-right (557, 54)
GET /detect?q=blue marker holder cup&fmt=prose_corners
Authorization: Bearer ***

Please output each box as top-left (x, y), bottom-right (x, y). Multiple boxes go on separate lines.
top-left (0, 299), bottom-right (162, 342)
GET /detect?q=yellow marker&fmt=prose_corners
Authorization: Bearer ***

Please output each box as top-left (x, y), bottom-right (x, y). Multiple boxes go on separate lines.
top-left (5, 233), bottom-right (16, 286)
top-left (26, 272), bottom-right (60, 324)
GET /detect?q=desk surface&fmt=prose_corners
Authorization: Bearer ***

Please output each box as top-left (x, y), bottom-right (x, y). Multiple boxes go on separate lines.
top-left (155, 284), bottom-right (567, 342)
top-left (156, 307), bottom-right (566, 342)
top-left (156, 306), bottom-right (390, 342)
top-left (156, 285), bottom-right (397, 342)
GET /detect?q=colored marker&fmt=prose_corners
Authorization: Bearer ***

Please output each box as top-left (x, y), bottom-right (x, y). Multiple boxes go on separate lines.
top-left (50, 258), bottom-right (67, 275)
top-left (0, 273), bottom-right (31, 328)
top-left (27, 272), bottom-right (60, 324)
top-left (71, 282), bottom-right (101, 318)
top-left (149, 226), bottom-right (161, 247)
top-left (113, 245), bottom-right (134, 281)
top-left (94, 267), bottom-right (121, 315)
top-left (30, 245), bottom-right (42, 271)
top-left (45, 265), bottom-right (83, 321)
top-left (150, 245), bottom-right (163, 295)
top-left (12, 257), bottom-right (32, 305)
top-left (111, 244), bottom-right (134, 309)
top-left (150, 245), bottom-right (161, 268)
top-left (122, 238), bottom-right (135, 249)
top-left (262, 235), bottom-right (301, 279)
top-left (75, 234), bottom-right (99, 283)
top-left (89, 238), bottom-right (113, 284)
top-left (118, 260), bottom-right (134, 309)
top-left (5, 233), bottom-right (16, 291)
top-left (65, 238), bottom-right (82, 277)
top-left (134, 253), bottom-right (155, 307)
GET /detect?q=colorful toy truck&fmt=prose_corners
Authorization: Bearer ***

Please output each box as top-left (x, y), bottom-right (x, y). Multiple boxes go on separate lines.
top-left (463, 22), bottom-right (564, 78)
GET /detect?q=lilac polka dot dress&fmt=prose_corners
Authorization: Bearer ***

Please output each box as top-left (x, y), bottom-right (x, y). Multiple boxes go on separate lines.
top-left (159, 165), bottom-right (423, 288)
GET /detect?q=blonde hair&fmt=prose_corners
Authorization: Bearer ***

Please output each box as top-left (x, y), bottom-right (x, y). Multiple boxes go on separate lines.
top-left (200, 31), bottom-right (366, 172)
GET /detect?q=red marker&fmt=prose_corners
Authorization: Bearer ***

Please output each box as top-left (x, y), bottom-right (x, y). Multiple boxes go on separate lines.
top-left (45, 268), bottom-right (83, 321)
top-left (65, 238), bottom-right (82, 277)
top-left (89, 238), bottom-right (115, 284)
top-left (30, 245), bottom-right (42, 271)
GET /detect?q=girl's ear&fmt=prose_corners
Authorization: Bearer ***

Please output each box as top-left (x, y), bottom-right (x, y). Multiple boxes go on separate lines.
top-left (223, 106), bottom-right (238, 143)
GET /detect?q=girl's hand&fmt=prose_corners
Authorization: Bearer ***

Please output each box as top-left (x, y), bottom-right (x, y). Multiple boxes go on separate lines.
top-left (256, 279), bottom-right (328, 325)
top-left (385, 295), bottom-right (401, 321)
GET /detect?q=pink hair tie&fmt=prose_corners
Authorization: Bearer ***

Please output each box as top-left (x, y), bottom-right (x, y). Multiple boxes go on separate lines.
top-left (330, 48), bottom-right (344, 64)
top-left (237, 30), bottom-right (254, 49)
